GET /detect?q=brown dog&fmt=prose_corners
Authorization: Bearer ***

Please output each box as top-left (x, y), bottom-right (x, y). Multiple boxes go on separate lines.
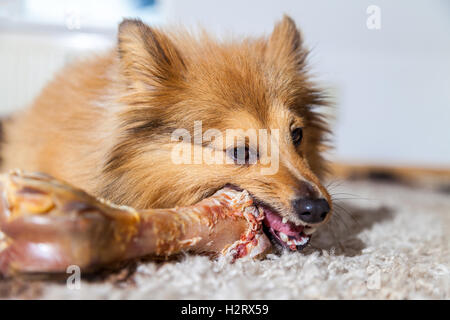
top-left (0, 16), bottom-right (331, 251)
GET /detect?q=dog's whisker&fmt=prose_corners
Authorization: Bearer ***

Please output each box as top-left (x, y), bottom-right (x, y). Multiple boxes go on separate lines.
top-left (330, 192), bottom-right (362, 197)
top-left (331, 209), bottom-right (352, 233)
top-left (323, 220), bottom-right (346, 251)
top-left (330, 192), bottom-right (376, 201)
top-left (331, 197), bottom-right (374, 202)
top-left (324, 180), bottom-right (346, 191)
top-left (332, 203), bottom-right (360, 227)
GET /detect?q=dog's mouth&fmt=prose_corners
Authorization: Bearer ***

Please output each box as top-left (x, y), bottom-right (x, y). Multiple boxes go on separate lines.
top-left (259, 205), bottom-right (311, 251)
top-left (220, 184), bottom-right (313, 251)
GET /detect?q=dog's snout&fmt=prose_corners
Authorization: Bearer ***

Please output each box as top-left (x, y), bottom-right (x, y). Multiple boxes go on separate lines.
top-left (292, 198), bottom-right (330, 224)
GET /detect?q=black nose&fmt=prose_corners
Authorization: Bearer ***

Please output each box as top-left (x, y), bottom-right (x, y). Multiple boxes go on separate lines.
top-left (292, 198), bottom-right (330, 224)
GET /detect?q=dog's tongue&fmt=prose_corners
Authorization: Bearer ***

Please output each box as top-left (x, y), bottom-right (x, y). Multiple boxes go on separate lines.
top-left (263, 208), bottom-right (303, 236)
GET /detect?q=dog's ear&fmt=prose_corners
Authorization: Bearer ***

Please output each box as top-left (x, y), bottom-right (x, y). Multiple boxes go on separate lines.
top-left (118, 19), bottom-right (185, 88)
top-left (266, 15), bottom-right (307, 69)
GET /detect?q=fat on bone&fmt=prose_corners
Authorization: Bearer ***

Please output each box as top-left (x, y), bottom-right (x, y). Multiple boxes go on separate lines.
top-left (0, 171), bottom-right (271, 276)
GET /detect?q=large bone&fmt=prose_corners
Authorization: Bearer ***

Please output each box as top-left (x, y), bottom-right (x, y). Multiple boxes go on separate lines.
top-left (0, 171), bottom-right (271, 276)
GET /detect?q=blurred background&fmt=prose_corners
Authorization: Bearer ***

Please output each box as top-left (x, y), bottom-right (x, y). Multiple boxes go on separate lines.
top-left (0, 0), bottom-right (449, 172)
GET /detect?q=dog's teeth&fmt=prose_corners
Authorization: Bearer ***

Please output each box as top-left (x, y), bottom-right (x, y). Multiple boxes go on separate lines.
top-left (279, 232), bottom-right (289, 242)
top-left (294, 238), bottom-right (308, 246)
top-left (258, 207), bottom-right (265, 216)
top-left (282, 218), bottom-right (288, 224)
top-left (294, 221), bottom-right (301, 226)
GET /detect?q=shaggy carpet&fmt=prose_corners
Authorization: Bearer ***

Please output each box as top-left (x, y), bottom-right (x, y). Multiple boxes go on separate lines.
top-left (1, 178), bottom-right (449, 299)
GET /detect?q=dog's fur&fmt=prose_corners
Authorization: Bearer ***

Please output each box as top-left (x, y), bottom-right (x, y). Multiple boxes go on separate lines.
top-left (0, 16), bottom-right (331, 227)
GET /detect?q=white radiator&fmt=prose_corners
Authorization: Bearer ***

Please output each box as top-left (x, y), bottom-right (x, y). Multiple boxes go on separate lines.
top-left (0, 31), bottom-right (113, 115)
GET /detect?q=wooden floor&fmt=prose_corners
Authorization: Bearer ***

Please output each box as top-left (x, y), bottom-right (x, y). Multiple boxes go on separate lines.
top-left (329, 162), bottom-right (450, 186)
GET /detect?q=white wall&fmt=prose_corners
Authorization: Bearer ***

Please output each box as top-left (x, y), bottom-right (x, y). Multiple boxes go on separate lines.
top-left (0, 32), bottom-right (113, 114)
top-left (0, 0), bottom-right (449, 168)
top-left (168, 0), bottom-right (450, 168)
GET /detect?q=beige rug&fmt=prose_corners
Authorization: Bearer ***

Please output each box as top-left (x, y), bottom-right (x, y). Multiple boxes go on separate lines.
top-left (1, 179), bottom-right (449, 299)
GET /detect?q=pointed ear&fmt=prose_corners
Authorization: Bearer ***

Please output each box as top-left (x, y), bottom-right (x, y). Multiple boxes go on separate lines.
top-left (118, 19), bottom-right (185, 87)
top-left (266, 15), bottom-right (307, 68)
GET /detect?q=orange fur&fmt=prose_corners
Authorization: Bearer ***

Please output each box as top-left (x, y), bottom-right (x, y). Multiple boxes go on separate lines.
top-left (1, 16), bottom-right (332, 227)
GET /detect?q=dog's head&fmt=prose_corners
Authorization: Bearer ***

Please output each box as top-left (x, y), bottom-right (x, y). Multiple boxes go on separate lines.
top-left (102, 16), bottom-right (332, 251)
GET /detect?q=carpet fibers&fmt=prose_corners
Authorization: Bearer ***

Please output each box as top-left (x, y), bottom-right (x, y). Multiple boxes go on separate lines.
top-left (1, 179), bottom-right (449, 299)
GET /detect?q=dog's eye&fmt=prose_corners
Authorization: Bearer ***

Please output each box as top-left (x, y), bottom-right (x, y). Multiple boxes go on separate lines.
top-left (291, 127), bottom-right (303, 146)
top-left (228, 146), bottom-right (255, 165)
